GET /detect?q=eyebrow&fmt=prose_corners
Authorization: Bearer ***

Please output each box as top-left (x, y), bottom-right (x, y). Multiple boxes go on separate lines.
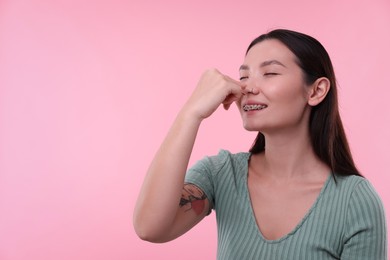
top-left (239, 59), bottom-right (286, 71)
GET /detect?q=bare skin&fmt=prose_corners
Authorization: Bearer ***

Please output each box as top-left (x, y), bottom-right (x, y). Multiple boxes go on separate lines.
top-left (133, 39), bottom-right (331, 242)
top-left (133, 69), bottom-right (245, 243)
top-left (180, 184), bottom-right (208, 215)
top-left (238, 40), bottom-right (331, 240)
top-left (248, 153), bottom-right (330, 240)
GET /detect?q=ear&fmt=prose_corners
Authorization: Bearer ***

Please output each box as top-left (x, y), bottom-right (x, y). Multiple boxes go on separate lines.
top-left (307, 77), bottom-right (330, 106)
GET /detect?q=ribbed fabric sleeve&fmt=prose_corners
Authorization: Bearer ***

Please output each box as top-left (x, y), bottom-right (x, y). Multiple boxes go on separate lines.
top-left (184, 150), bottom-right (387, 260)
top-left (340, 180), bottom-right (387, 259)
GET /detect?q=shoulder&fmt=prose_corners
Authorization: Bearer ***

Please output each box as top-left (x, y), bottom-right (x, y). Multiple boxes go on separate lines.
top-left (185, 150), bottom-right (250, 209)
top-left (215, 149), bottom-right (251, 167)
top-left (191, 149), bottom-right (250, 175)
top-left (335, 175), bottom-right (388, 258)
top-left (332, 175), bottom-right (384, 212)
top-left (333, 174), bottom-right (365, 187)
top-left (346, 176), bottom-right (384, 216)
top-left (211, 149), bottom-right (250, 162)
top-left (335, 175), bottom-right (386, 233)
top-left (334, 175), bottom-right (383, 203)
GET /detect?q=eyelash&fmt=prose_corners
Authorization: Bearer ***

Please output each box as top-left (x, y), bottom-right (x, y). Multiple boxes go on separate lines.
top-left (239, 73), bottom-right (279, 80)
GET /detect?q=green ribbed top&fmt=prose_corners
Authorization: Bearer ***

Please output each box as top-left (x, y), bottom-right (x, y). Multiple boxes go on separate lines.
top-left (185, 150), bottom-right (387, 260)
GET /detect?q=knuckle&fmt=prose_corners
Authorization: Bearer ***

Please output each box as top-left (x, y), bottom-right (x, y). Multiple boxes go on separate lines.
top-left (205, 68), bottom-right (218, 75)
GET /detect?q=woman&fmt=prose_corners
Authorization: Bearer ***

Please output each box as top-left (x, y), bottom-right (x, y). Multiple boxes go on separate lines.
top-left (133, 29), bottom-right (387, 259)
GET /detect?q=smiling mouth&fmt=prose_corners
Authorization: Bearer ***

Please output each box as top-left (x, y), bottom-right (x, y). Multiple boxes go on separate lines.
top-left (243, 104), bottom-right (267, 112)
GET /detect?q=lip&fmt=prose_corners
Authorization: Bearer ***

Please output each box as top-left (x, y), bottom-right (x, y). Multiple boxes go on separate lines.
top-left (243, 99), bottom-right (268, 106)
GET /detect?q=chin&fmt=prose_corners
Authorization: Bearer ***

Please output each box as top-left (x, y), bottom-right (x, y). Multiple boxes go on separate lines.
top-left (242, 123), bottom-right (263, 132)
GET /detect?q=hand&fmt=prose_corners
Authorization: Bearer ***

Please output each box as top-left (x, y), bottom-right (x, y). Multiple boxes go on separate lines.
top-left (183, 69), bottom-right (246, 120)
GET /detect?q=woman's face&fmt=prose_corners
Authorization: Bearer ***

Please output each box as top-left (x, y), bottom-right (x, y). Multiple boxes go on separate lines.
top-left (238, 39), bottom-right (312, 133)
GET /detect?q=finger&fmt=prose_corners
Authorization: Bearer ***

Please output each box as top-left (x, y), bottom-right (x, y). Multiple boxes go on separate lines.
top-left (222, 91), bottom-right (243, 110)
top-left (224, 74), bottom-right (246, 87)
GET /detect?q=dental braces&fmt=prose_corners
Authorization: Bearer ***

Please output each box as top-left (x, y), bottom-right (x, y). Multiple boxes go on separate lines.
top-left (243, 104), bottom-right (267, 111)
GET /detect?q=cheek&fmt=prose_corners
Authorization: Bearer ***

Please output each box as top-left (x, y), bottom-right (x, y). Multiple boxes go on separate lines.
top-left (267, 85), bottom-right (309, 121)
top-left (235, 97), bottom-right (244, 111)
top-left (278, 92), bottom-right (310, 123)
top-left (268, 80), bottom-right (308, 104)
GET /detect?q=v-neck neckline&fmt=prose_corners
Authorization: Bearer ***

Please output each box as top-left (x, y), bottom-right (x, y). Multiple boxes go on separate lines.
top-left (242, 154), bottom-right (332, 243)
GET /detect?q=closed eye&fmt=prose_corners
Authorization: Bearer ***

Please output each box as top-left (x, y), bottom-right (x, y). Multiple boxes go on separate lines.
top-left (264, 73), bottom-right (279, 76)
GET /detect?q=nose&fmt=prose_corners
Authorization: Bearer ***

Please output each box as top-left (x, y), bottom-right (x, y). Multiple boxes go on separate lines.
top-left (243, 81), bottom-right (260, 95)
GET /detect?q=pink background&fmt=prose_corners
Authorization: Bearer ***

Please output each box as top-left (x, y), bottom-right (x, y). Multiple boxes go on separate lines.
top-left (1, 0), bottom-right (389, 259)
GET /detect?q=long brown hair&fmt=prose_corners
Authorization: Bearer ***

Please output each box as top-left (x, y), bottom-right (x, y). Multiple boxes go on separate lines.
top-left (248, 29), bottom-right (362, 177)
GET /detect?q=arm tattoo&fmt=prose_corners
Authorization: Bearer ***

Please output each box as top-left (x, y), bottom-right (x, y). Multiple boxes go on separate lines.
top-left (179, 183), bottom-right (207, 215)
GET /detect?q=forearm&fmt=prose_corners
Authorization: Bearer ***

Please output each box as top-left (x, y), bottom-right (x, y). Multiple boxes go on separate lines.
top-left (133, 108), bottom-right (202, 240)
top-left (133, 69), bottom-right (244, 241)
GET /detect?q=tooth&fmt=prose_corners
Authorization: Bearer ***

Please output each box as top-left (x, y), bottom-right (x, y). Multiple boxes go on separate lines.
top-left (243, 104), bottom-right (267, 111)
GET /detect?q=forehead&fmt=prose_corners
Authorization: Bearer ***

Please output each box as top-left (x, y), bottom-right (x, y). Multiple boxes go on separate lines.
top-left (243, 39), bottom-right (297, 66)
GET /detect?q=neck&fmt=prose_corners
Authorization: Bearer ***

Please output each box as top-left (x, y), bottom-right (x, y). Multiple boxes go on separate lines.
top-left (252, 127), bottom-right (329, 181)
